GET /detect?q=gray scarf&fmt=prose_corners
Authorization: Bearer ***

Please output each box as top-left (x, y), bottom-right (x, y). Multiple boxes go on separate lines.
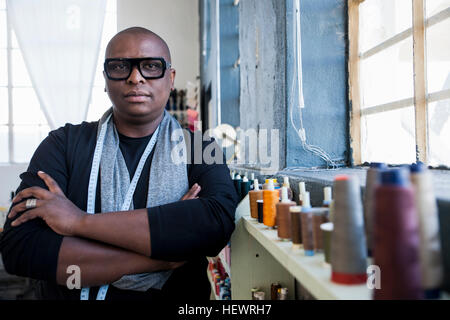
top-left (96, 107), bottom-right (189, 291)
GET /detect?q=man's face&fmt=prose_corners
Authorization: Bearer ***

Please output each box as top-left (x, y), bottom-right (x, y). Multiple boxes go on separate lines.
top-left (104, 33), bottom-right (175, 123)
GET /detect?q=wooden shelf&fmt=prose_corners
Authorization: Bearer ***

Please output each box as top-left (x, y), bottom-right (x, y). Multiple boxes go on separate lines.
top-left (233, 195), bottom-right (372, 300)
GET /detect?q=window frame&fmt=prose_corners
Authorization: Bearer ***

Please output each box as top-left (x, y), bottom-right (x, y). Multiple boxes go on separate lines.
top-left (348, 0), bottom-right (450, 166)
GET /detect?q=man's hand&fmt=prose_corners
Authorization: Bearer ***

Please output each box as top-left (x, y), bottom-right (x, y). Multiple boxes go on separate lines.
top-left (180, 183), bottom-right (201, 200)
top-left (8, 171), bottom-right (85, 236)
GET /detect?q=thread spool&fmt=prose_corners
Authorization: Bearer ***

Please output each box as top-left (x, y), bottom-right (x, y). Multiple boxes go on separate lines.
top-left (328, 200), bottom-right (335, 223)
top-left (330, 175), bottom-right (368, 285)
top-left (320, 222), bottom-right (333, 265)
top-left (300, 192), bottom-right (314, 256)
top-left (249, 173), bottom-right (255, 190)
top-left (249, 179), bottom-right (263, 219)
top-left (263, 178), bottom-right (279, 190)
top-left (257, 200), bottom-right (264, 223)
top-left (271, 283), bottom-right (281, 300)
top-left (374, 168), bottom-right (423, 299)
top-left (280, 176), bottom-right (293, 200)
top-left (240, 176), bottom-right (251, 201)
top-left (263, 179), bottom-right (279, 228)
top-left (364, 162), bottom-right (387, 256)
top-left (276, 187), bottom-right (296, 240)
top-left (251, 288), bottom-right (260, 300)
top-left (298, 181), bottom-right (306, 206)
top-left (278, 287), bottom-right (288, 300)
top-left (311, 208), bottom-right (329, 252)
top-left (290, 206), bottom-right (302, 249)
top-left (233, 174), bottom-right (242, 200)
top-left (253, 291), bottom-right (265, 300)
top-left (323, 186), bottom-right (332, 207)
top-left (410, 162), bottom-right (443, 299)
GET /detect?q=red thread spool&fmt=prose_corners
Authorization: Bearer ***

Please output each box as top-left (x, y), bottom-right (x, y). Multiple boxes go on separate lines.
top-left (374, 168), bottom-right (423, 300)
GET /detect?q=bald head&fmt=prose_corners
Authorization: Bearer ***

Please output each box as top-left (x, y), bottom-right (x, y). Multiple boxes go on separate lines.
top-left (105, 27), bottom-right (172, 63)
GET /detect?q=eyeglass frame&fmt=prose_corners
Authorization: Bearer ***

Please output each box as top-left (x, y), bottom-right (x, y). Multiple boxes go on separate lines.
top-left (103, 57), bottom-right (172, 81)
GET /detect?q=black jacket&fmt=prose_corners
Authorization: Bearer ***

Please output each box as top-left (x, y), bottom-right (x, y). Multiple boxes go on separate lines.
top-left (0, 120), bottom-right (238, 300)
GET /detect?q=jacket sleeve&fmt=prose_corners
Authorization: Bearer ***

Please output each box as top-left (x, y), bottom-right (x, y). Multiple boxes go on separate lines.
top-left (147, 138), bottom-right (239, 261)
top-left (0, 128), bottom-right (68, 281)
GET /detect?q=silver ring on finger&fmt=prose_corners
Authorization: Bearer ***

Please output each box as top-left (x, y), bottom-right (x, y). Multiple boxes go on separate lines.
top-left (25, 198), bottom-right (37, 209)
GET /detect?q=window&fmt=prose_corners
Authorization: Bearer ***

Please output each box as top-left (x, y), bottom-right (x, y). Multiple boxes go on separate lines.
top-left (349, 0), bottom-right (450, 167)
top-left (0, 0), bottom-right (116, 164)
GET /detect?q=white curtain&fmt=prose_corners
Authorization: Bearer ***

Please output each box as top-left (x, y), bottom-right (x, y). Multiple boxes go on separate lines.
top-left (6, 0), bottom-right (106, 129)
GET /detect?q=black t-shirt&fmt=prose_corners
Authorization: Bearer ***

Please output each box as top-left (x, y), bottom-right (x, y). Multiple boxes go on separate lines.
top-left (0, 121), bottom-right (238, 300)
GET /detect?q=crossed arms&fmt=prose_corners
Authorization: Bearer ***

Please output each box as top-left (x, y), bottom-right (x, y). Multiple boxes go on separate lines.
top-left (5, 172), bottom-right (201, 287)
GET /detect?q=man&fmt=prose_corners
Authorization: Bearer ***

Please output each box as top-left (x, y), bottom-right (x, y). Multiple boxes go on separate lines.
top-left (0, 27), bottom-right (238, 300)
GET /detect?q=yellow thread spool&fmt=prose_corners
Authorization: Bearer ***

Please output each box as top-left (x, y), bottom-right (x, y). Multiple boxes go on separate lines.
top-left (263, 179), bottom-right (279, 228)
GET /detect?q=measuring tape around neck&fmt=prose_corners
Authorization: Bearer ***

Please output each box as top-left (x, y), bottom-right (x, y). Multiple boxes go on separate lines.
top-left (80, 115), bottom-right (160, 300)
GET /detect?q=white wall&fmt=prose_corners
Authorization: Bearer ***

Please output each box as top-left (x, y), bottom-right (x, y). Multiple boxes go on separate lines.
top-left (117, 0), bottom-right (200, 89)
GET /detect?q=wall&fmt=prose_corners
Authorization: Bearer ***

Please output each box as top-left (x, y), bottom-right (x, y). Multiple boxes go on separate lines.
top-left (117, 0), bottom-right (200, 90)
top-left (238, 0), bottom-right (287, 171)
top-left (0, 164), bottom-right (27, 206)
top-left (286, 0), bottom-right (348, 168)
top-left (235, 0), bottom-right (348, 171)
top-left (200, 0), bottom-right (240, 130)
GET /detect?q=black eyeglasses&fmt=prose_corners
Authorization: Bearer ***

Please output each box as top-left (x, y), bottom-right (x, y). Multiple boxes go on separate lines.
top-left (104, 57), bottom-right (171, 80)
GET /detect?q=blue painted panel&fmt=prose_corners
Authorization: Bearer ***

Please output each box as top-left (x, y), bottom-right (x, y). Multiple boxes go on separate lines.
top-left (286, 0), bottom-right (348, 168)
top-left (220, 0), bottom-right (240, 127)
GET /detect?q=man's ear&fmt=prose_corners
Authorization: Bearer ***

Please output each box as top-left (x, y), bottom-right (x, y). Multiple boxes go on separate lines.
top-left (170, 69), bottom-right (176, 90)
top-left (103, 71), bottom-right (108, 92)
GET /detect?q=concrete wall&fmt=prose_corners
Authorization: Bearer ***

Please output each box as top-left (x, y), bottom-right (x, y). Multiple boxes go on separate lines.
top-left (117, 0), bottom-right (200, 90)
top-left (238, 0), bottom-right (287, 171)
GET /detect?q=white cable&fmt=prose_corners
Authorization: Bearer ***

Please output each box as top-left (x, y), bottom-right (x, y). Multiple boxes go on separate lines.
top-left (290, 0), bottom-right (337, 169)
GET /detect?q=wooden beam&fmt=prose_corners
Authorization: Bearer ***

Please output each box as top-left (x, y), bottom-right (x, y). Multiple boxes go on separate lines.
top-left (412, 0), bottom-right (428, 163)
top-left (348, 0), bottom-right (362, 165)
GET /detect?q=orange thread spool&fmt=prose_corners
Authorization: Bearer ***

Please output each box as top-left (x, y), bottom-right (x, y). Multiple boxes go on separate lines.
top-left (249, 179), bottom-right (263, 219)
top-left (263, 179), bottom-right (279, 228)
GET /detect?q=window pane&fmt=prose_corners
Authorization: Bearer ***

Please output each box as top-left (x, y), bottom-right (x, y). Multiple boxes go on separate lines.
top-left (11, 29), bottom-right (19, 49)
top-left (94, 49), bottom-right (106, 86)
top-left (13, 125), bottom-right (49, 163)
top-left (426, 18), bottom-right (450, 93)
top-left (11, 48), bottom-right (32, 86)
top-left (0, 10), bottom-right (6, 49)
top-left (0, 125), bottom-right (8, 163)
top-left (0, 49), bottom-right (6, 86)
top-left (0, 87), bottom-right (7, 124)
top-left (361, 37), bottom-right (414, 108)
top-left (360, 0), bottom-right (412, 53)
top-left (100, 12), bottom-right (117, 49)
top-left (426, 0), bottom-right (450, 18)
top-left (12, 88), bottom-right (47, 125)
top-left (361, 107), bottom-right (416, 164)
top-left (429, 98), bottom-right (450, 166)
top-left (106, 0), bottom-right (117, 13)
top-left (86, 86), bottom-right (112, 121)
